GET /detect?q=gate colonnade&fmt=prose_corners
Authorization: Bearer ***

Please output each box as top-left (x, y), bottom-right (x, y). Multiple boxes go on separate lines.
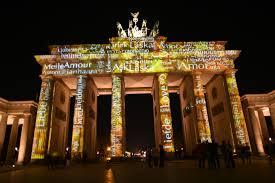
top-left (0, 98), bottom-right (37, 164)
top-left (30, 12), bottom-right (251, 160)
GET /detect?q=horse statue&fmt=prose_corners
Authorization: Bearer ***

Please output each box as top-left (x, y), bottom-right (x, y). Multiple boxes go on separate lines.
top-left (116, 22), bottom-right (127, 38)
top-left (149, 21), bottom-right (159, 37)
top-left (130, 12), bottom-right (139, 26)
top-left (128, 20), bottom-right (134, 37)
top-left (141, 19), bottom-right (148, 37)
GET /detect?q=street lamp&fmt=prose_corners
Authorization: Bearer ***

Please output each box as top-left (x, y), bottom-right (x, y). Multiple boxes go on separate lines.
top-left (12, 147), bottom-right (19, 168)
top-left (106, 146), bottom-right (111, 161)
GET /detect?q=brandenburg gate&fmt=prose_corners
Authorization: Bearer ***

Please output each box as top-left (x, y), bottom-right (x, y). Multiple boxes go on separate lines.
top-left (31, 12), bottom-right (250, 160)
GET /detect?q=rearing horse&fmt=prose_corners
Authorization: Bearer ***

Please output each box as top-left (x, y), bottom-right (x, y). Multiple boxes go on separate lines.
top-left (116, 22), bottom-right (127, 37)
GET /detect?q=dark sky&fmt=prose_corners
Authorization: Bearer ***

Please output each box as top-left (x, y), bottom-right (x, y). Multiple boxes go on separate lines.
top-left (0, 2), bottom-right (274, 151)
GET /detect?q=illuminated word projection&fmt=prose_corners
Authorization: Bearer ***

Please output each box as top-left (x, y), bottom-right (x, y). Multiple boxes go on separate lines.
top-left (158, 73), bottom-right (174, 152)
top-left (193, 74), bottom-right (212, 142)
top-left (225, 70), bottom-right (250, 145)
top-left (71, 75), bottom-right (87, 157)
top-left (30, 12), bottom-right (250, 159)
top-left (36, 38), bottom-right (239, 76)
top-left (111, 76), bottom-right (124, 157)
top-left (31, 77), bottom-right (53, 159)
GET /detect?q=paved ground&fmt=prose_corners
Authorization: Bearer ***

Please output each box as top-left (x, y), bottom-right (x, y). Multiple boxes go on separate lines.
top-left (0, 158), bottom-right (275, 183)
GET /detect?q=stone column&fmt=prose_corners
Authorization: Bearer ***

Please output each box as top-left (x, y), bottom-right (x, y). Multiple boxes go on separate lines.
top-left (257, 108), bottom-right (269, 143)
top-left (85, 78), bottom-right (98, 160)
top-left (31, 75), bottom-right (54, 160)
top-left (156, 73), bottom-right (174, 152)
top-left (71, 75), bottom-right (87, 158)
top-left (224, 69), bottom-right (250, 145)
top-left (192, 71), bottom-right (212, 142)
top-left (6, 116), bottom-right (19, 164)
top-left (25, 113), bottom-right (35, 163)
top-left (269, 105), bottom-right (275, 135)
top-left (17, 113), bottom-right (31, 163)
top-left (152, 75), bottom-right (161, 150)
top-left (110, 75), bottom-right (126, 157)
top-left (248, 107), bottom-right (265, 155)
top-left (0, 112), bottom-right (8, 159)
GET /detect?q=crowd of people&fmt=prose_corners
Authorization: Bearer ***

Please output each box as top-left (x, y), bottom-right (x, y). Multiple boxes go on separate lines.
top-left (45, 139), bottom-right (274, 170)
top-left (145, 145), bottom-right (165, 168)
top-left (237, 142), bottom-right (252, 165)
top-left (47, 148), bottom-right (72, 170)
top-left (193, 140), bottom-right (249, 168)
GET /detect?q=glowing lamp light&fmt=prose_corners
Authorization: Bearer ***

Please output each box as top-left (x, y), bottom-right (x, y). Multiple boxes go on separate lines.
top-left (12, 165), bottom-right (15, 168)
top-left (269, 138), bottom-right (272, 141)
top-left (107, 147), bottom-right (111, 151)
top-left (106, 157), bottom-right (111, 161)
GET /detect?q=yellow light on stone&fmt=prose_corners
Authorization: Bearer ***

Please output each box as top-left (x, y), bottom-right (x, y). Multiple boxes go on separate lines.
top-left (158, 73), bottom-right (174, 152)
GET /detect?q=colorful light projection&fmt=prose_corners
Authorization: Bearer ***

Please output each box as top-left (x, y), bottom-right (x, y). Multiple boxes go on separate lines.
top-left (36, 39), bottom-right (239, 76)
top-left (31, 76), bottom-right (53, 159)
top-left (225, 69), bottom-right (250, 145)
top-left (193, 72), bottom-right (212, 142)
top-left (71, 75), bottom-right (87, 157)
top-left (158, 73), bottom-right (175, 152)
top-left (110, 75), bottom-right (124, 157)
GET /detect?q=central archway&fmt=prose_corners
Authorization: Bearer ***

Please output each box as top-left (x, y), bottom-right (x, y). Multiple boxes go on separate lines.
top-left (125, 94), bottom-right (154, 154)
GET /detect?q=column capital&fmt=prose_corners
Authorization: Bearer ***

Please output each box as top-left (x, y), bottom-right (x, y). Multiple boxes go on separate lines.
top-left (0, 111), bottom-right (7, 116)
top-left (77, 74), bottom-right (88, 78)
top-left (40, 74), bottom-right (54, 80)
top-left (23, 112), bottom-right (32, 117)
top-left (191, 70), bottom-right (202, 75)
top-left (224, 68), bottom-right (238, 75)
top-left (256, 107), bottom-right (268, 111)
top-left (247, 106), bottom-right (256, 109)
top-left (155, 72), bottom-right (168, 76)
top-left (111, 74), bottom-right (123, 78)
top-left (8, 114), bottom-right (20, 120)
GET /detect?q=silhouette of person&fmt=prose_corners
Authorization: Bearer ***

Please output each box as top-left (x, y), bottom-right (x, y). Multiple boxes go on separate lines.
top-left (47, 153), bottom-right (55, 170)
top-left (159, 145), bottom-right (165, 168)
top-left (193, 140), bottom-right (205, 168)
top-left (265, 139), bottom-right (274, 165)
top-left (180, 148), bottom-right (184, 160)
top-left (146, 147), bottom-right (152, 168)
top-left (82, 152), bottom-right (88, 166)
top-left (244, 143), bottom-right (251, 165)
top-left (221, 140), bottom-right (227, 167)
top-left (238, 143), bottom-right (246, 164)
top-left (226, 141), bottom-right (235, 168)
top-left (65, 148), bottom-right (71, 168)
top-left (208, 140), bottom-right (219, 168)
top-left (151, 147), bottom-right (159, 168)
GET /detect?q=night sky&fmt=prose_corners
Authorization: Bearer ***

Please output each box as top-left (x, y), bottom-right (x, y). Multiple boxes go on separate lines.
top-left (0, 2), bottom-right (274, 151)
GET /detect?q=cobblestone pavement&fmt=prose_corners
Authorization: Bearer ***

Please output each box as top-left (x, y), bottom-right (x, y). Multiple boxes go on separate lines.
top-left (0, 159), bottom-right (274, 183)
